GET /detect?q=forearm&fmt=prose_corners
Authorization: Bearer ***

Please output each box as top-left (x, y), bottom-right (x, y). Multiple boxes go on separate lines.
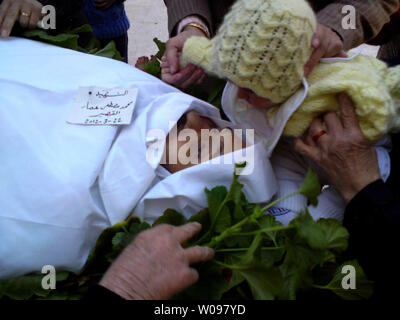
top-left (163, 0), bottom-right (212, 36)
top-left (316, 0), bottom-right (400, 50)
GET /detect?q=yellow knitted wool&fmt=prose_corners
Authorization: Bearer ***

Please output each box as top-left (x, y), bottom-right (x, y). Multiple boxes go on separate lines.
top-left (182, 0), bottom-right (316, 103)
top-left (266, 55), bottom-right (400, 142)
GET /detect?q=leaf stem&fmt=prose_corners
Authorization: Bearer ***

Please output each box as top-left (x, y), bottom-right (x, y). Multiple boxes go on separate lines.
top-left (203, 190), bottom-right (300, 248)
top-left (260, 191), bottom-right (299, 212)
top-left (215, 246), bottom-right (284, 253)
top-left (232, 225), bottom-right (295, 237)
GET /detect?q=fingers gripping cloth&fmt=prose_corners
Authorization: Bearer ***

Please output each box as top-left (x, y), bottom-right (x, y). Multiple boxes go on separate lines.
top-left (181, 0), bottom-right (317, 104)
top-left (267, 55), bottom-right (400, 142)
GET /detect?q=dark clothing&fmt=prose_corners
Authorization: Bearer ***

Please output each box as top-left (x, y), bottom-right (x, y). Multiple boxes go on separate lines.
top-left (376, 8), bottom-right (400, 60)
top-left (164, 0), bottom-right (400, 50)
top-left (343, 55), bottom-right (400, 299)
top-left (39, 0), bottom-right (86, 31)
top-left (82, 0), bottom-right (129, 40)
top-left (82, 0), bottom-right (130, 62)
top-left (83, 284), bottom-right (124, 300)
top-left (343, 179), bottom-right (400, 298)
top-left (99, 32), bottom-right (129, 63)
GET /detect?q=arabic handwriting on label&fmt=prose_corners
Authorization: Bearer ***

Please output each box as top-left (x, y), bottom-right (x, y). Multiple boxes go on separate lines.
top-left (95, 90), bottom-right (128, 99)
top-left (67, 86), bottom-right (138, 126)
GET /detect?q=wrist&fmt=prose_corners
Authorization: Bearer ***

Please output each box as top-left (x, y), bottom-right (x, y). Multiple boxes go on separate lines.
top-left (182, 24), bottom-right (209, 38)
top-left (341, 175), bottom-right (381, 203)
top-left (99, 257), bottom-right (147, 300)
top-left (99, 275), bottom-right (134, 300)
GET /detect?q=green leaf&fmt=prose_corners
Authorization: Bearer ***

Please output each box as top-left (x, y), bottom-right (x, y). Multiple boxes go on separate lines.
top-left (237, 264), bottom-right (283, 300)
top-left (85, 37), bottom-right (101, 51)
top-left (82, 217), bottom-right (149, 274)
top-left (298, 168), bottom-right (321, 206)
top-left (0, 272), bottom-right (70, 300)
top-left (144, 56), bottom-right (162, 77)
top-left (257, 213), bottom-right (283, 244)
top-left (317, 218), bottom-right (349, 254)
top-left (22, 29), bottom-right (79, 50)
top-left (227, 173), bottom-right (244, 206)
top-left (66, 24), bottom-right (93, 35)
top-left (205, 186), bottom-right (228, 226)
top-left (109, 219), bottom-right (150, 261)
top-left (111, 232), bottom-right (135, 254)
top-left (238, 233), bottom-right (263, 267)
top-left (322, 260), bottom-right (374, 300)
top-left (153, 209), bottom-right (186, 227)
top-left (153, 38), bottom-right (166, 60)
top-left (95, 41), bottom-right (123, 61)
top-left (214, 205), bottom-right (232, 234)
top-left (173, 262), bottom-right (231, 300)
top-left (292, 209), bottom-right (327, 251)
top-left (186, 209), bottom-right (211, 246)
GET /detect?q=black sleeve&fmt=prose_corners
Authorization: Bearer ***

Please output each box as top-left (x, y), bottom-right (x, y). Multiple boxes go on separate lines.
top-left (39, 0), bottom-right (83, 18)
top-left (83, 284), bottom-right (125, 300)
top-left (343, 179), bottom-right (400, 297)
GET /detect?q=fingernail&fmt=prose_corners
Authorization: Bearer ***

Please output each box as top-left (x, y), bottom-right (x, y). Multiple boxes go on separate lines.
top-left (312, 39), bottom-right (320, 47)
top-left (191, 222), bottom-right (201, 227)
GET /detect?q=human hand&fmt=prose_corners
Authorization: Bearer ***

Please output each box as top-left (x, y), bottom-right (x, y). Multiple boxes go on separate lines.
top-left (0, 0), bottom-right (43, 38)
top-left (304, 23), bottom-right (346, 76)
top-left (237, 88), bottom-right (276, 109)
top-left (294, 94), bottom-right (381, 203)
top-left (99, 222), bottom-right (214, 300)
top-left (94, 0), bottom-right (116, 10)
top-left (161, 26), bottom-right (207, 88)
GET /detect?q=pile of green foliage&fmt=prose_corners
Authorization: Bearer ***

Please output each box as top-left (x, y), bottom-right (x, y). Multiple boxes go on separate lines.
top-left (2, 31), bottom-right (372, 300)
top-left (0, 164), bottom-right (373, 300)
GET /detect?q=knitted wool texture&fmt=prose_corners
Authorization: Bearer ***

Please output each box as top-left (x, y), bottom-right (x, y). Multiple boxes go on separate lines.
top-left (182, 0), bottom-right (317, 104)
top-left (267, 55), bottom-right (400, 142)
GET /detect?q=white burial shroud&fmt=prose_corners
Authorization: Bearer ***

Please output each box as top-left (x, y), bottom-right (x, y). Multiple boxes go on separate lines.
top-left (0, 38), bottom-right (277, 279)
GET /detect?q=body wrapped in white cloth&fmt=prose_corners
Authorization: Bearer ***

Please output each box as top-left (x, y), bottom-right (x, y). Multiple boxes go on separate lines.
top-left (0, 38), bottom-right (277, 279)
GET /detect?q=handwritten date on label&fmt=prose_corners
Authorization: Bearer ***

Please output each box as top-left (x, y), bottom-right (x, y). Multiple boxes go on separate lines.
top-left (67, 86), bottom-right (138, 126)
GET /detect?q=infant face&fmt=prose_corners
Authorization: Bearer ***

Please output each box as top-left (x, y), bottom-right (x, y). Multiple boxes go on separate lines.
top-left (163, 111), bottom-right (245, 173)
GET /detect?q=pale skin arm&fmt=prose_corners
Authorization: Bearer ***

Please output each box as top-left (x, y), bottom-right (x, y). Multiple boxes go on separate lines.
top-left (100, 222), bottom-right (214, 300)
